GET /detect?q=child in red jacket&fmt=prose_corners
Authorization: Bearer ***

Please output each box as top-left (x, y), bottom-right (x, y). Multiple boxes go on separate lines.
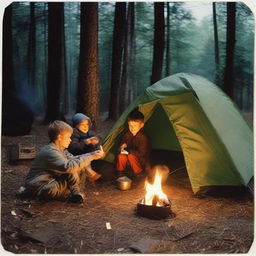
top-left (116, 109), bottom-right (151, 177)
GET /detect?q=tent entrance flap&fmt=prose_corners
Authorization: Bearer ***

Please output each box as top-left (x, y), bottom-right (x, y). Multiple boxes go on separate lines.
top-left (143, 103), bottom-right (181, 151)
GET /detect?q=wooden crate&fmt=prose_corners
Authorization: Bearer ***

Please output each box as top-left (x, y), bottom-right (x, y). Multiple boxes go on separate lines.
top-left (9, 144), bottom-right (36, 161)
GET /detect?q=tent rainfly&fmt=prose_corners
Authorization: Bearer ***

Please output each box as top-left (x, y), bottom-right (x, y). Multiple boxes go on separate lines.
top-left (103, 73), bottom-right (253, 193)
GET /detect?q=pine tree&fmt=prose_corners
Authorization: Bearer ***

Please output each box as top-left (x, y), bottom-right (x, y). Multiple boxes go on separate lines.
top-left (77, 3), bottom-right (100, 129)
top-left (151, 2), bottom-right (165, 84)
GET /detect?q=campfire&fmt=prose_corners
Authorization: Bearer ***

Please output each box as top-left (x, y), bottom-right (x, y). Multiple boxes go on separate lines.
top-left (136, 166), bottom-right (175, 219)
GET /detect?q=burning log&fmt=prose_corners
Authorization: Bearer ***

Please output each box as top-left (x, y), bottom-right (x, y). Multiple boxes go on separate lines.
top-left (136, 202), bottom-right (173, 220)
top-left (152, 195), bottom-right (159, 206)
top-left (136, 166), bottom-right (175, 219)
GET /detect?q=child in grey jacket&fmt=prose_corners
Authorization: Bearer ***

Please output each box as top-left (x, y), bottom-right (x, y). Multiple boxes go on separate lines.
top-left (18, 120), bottom-right (104, 203)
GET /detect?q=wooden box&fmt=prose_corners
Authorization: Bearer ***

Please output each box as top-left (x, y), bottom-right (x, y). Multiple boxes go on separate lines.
top-left (10, 144), bottom-right (36, 161)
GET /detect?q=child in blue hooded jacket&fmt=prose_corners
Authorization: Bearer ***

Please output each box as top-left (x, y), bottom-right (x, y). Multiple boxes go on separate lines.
top-left (68, 113), bottom-right (102, 182)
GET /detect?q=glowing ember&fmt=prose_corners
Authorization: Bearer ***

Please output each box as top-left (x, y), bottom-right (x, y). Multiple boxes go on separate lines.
top-left (141, 169), bottom-right (170, 207)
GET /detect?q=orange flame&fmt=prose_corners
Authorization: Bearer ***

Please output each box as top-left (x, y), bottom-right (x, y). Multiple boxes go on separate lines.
top-left (142, 169), bottom-right (169, 206)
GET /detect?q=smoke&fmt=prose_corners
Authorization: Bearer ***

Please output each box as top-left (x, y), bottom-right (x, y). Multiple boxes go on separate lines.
top-left (14, 68), bottom-right (37, 115)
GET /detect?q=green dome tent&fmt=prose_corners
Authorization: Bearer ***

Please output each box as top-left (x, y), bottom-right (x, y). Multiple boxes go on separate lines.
top-left (103, 73), bottom-right (253, 193)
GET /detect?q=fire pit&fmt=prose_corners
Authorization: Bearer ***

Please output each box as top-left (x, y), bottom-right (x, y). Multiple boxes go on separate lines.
top-left (136, 166), bottom-right (175, 219)
top-left (136, 202), bottom-right (172, 219)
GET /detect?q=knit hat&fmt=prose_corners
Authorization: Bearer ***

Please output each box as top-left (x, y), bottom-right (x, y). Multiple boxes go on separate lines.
top-left (72, 113), bottom-right (91, 127)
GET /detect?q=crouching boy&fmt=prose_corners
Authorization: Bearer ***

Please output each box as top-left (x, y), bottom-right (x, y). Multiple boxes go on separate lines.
top-left (116, 109), bottom-right (151, 177)
top-left (18, 120), bottom-right (104, 203)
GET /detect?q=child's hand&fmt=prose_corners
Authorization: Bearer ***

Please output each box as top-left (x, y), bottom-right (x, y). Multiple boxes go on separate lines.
top-left (120, 143), bottom-right (127, 151)
top-left (89, 136), bottom-right (99, 145)
top-left (93, 146), bottom-right (105, 159)
top-left (84, 137), bottom-right (99, 145)
top-left (84, 138), bottom-right (91, 145)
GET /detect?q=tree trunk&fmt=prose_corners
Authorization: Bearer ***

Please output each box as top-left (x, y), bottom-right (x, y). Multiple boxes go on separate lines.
top-left (108, 2), bottom-right (126, 120)
top-left (2, 4), bottom-right (15, 135)
top-left (212, 2), bottom-right (220, 85)
top-left (27, 2), bottom-right (36, 90)
top-left (45, 2), bottom-right (67, 122)
top-left (3, 5), bottom-right (14, 102)
top-left (38, 3), bottom-right (48, 114)
top-left (2, 4), bottom-right (34, 135)
top-left (165, 2), bottom-right (171, 77)
top-left (77, 3), bottom-right (100, 129)
top-left (151, 2), bottom-right (165, 84)
top-left (223, 2), bottom-right (236, 99)
top-left (120, 2), bottom-right (134, 113)
top-left (129, 3), bottom-right (136, 102)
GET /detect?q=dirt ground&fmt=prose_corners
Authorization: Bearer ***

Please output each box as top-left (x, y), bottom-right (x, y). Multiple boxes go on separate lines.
top-left (1, 117), bottom-right (254, 254)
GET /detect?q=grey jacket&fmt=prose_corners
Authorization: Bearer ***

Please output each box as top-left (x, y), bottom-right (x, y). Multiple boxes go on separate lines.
top-left (26, 142), bottom-right (94, 181)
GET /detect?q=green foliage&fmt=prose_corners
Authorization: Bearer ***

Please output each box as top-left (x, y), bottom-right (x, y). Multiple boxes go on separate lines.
top-left (12, 2), bottom-right (30, 83)
top-left (233, 2), bottom-right (254, 110)
top-left (187, 16), bottom-right (216, 82)
top-left (34, 3), bottom-right (48, 114)
top-left (8, 1), bottom-right (254, 116)
top-left (166, 3), bottom-right (198, 75)
top-left (98, 2), bottom-right (115, 111)
top-left (64, 2), bottom-right (80, 114)
top-left (134, 2), bottom-right (154, 94)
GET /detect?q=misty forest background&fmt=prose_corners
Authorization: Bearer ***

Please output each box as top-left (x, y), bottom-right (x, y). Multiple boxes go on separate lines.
top-left (2, 2), bottom-right (254, 136)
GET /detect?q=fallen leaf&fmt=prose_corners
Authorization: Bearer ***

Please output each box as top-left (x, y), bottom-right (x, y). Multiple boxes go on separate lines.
top-left (106, 222), bottom-right (111, 230)
top-left (11, 210), bottom-right (17, 216)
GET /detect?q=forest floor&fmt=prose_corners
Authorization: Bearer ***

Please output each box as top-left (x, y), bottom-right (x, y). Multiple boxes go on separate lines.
top-left (1, 113), bottom-right (254, 254)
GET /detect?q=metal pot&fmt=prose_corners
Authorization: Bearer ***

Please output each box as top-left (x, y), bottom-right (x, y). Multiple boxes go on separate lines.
top-left (116, 176), bottom-right (132, 191)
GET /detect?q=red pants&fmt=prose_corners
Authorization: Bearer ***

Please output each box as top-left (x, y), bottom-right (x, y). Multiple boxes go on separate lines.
top-left (116, 153), bottom-right (143, 174)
